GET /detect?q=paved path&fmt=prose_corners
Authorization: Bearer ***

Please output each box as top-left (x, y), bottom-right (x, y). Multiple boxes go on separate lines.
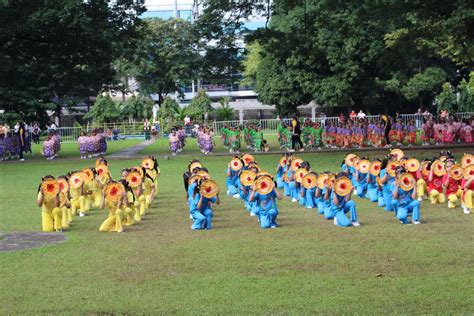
top-left (0, 232), bottom-right (67, 252)
top-left (107, 140), bottom-right (156, 159)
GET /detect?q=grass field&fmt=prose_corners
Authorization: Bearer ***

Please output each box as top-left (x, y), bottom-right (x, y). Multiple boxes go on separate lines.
top-left (0, 148), bottom-right (473, 314)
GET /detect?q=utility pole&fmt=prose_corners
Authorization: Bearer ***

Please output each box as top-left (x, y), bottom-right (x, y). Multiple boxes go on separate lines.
top-left (174, 0), bottom-right (178, 18)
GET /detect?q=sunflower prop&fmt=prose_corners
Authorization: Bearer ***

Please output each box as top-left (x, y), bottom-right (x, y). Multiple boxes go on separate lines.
top-left (189, 161), bottom-right (202, 172)
top-left (461, 154), bottom-right (474, 169)
top-left (405, 158), bottom-right (420, 173)
top-left (398, 173), bottom-right (415, 192)
top-left (200, 179), bottom-right (219, 198)
top-left (358, 159), bottom-right (370, 174)
top-left (69, 172), bottom-right (84, 189)
top-left (104, 182), bottom-right (125, 202)
top-left (240, 170), bottom-right (257, 186)
top-left (369, 161), bottom-right (382, 176)
top-left (126, 171), bottom-right (142, 188)
top-left (82, 168), bottom-right (94, 182)
top-left (421, 161), bottom-right (430, 178)
top-left (41, 179), bottom-right (60, 198)
top-left (334, 176), bottom-right (353, 196)
top-left (345, 154), bottom-right (358, 167)
top-left (242, 154), bottom-right (255, 166)
top-left (448, 164), bottom-right (463, 181)
top-left (390, 148), bottom-right (404, 161)
top-left (463, 165), bottom-right (474, 179)
top-left (197, 171), bottom-right (211, 181)
top-left (295, 168), bottom-right (309, 183)
top-left (432, 160), bottom-right (446, 177)
top-left (254, 175), bottom-right (275, 195)
top-left (387, 161), bottom-right (400, 177)
top-left (57, 178), bottom-right (69, 193)
top-left (279, 156), bottom-right (288, 167)
top-left (302, 173), bottom-right (317, 189)
top-left (291, 158), bottom-right (304, 171)
top-left (230, 158), bottom-right (243, 171)
top-left (141, 158), bottom-right (155, 170)
top-left (317, 173), bottom-right (329, 189)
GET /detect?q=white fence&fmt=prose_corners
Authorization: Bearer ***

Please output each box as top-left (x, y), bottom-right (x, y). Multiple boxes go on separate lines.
top-left (56, 112), bottom-right (474, 143)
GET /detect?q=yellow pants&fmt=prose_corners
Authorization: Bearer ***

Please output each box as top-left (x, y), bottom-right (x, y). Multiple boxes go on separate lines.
top-left (417, 179), bottom-right (427, 198)
top-left (137, 195), bottom-right (146, 215)
top-left (61, 206), bottom-right (71, 228)
top-left (71, 196), bottom-right (85, 215)
top-left (99, 209), bottom-right (124, 232)
top-left (42, 207), bottom-right (62, 232)
top-left (429, 189), bottom-right (446, 204)
top-left (447, 189), bottom-right (462, 208)
top-left (462, 190), bottom-right (473, 209)
top-left (91, 191), bottom-right (103, 209)
top-left (145, 194), bottom-right (153, 209)
top-left (122, 207), bottom-right (135, 226)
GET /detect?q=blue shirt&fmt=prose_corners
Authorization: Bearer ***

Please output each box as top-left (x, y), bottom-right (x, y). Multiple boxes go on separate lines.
top-left (254, 190), bottom-right (277, 211)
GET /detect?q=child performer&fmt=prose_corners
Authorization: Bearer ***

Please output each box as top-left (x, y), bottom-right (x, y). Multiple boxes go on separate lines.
top-left (249, 176), bottom-right (282, 229)
top-left (37, 176), bottom-right (62, 232)
top-left (428, 161), bottom-right (446, 205)
top-left (169, 129), bottom-right (179, 156)
top-left (461, 167), bottom-right (474, 214)
top-left (330, 173), bottom-right (360, 227)
top-left (443, 159), bottom-right (461, 209)
top-left (226, 156), bottom-right (243, 198)
top-left (189, 181), bottom-right (220, 230)
top-left (99, 182), bottom-right (125, 233)
top-left (391, 168), bottom-right (421, 224)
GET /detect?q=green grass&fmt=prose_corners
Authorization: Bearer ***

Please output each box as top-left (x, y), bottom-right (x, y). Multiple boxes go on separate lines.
top-left (15, 139), bottom-right (143, 161)
top-left (0, 150), bottom-right (473, 314)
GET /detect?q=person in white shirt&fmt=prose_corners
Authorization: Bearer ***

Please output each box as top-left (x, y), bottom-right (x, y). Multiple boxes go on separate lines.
top-left (357, 110), bottom-right (366, 119)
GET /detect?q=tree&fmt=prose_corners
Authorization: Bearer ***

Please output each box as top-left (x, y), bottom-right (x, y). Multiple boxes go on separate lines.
top-left (130, 18), bottom-right (201, 106)
top-left (120, 95), bottom-right (154, 121)
top-left (458, 72), bottom-right (474, 112)
top-left (214, 97), bottom-right (236, 121)
top-left (0, 0), bottom-right (146, 126)
top-left (84, 94), bottom-right (122, 124)
top-left (187, 89), bottom-right (212, 120)
top-left (241, 42), bottom-right (261, 86)
top-left (435, 83), bottom-right (458, 113)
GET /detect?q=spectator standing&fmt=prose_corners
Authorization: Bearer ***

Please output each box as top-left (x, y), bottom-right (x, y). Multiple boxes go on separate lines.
top-left (17, 122), bottom-right (26, 161)
top-left (349, 110), bottom-right (357, 120)
top-left (290, 114), bottom-right (304, 152)
top-left (32, 123), bottom-right (41, 144)
top-left (143, 118), bottom-right (151, 140)
top-left (184, 115), bottom-right (191, 134)
top-left (357, 110), bottom-right (366, 120)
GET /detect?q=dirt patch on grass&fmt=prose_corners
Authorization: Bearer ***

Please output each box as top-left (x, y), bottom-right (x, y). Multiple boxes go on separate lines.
top-left (0, 232), bottom-right (67, 252)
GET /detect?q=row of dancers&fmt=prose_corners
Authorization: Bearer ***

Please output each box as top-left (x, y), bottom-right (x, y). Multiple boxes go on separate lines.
top-left (77, 129), bottom-right (108, 159)
top-left (36, 156), bottom-right (160, 232)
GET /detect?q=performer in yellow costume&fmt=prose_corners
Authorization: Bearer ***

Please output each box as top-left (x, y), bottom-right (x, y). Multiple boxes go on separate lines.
top-left (143, 168), bottom-right (156, 212)
top-left (36, 176), bottom-right (62, 232)
top-left (120, 179), bottom-right (136, 226)
top-left (99, 181), bottom-right (125, 233)
top-left (68, 171), bottom-right (86, 217)
top-left (57, 176), bottom-right (72, 229)
top-left (129, 167), bottom-right (146, 219)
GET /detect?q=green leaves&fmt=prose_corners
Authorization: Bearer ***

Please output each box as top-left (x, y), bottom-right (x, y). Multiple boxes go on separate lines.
top-left (84, 94), bottom-right (122, 124)
top-left (401, 67), bottom-right (447, 101)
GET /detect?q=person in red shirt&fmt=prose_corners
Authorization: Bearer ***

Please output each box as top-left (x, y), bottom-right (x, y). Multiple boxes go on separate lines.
top-left (461, 168), bottom-right (474, 214)
top-left (443, 159), bottom-right (461, 208)
top-left (428, 161), bottom-right (446, 204)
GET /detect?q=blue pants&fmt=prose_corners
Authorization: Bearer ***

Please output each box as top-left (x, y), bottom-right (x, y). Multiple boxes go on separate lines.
top-left (305, 188), bottom-right (316, 208)
top-left (276, 176), bottom-right (284, 189)
top-left (377, 190), bottom-right (385, 207)
top-left (225, 178), bottom-right (239, 195)
top-left (394, 200), bottom-right (420, 224)
top-left (315, 197), bottom-right (324, 214)
top-left (366, 184), bottom-right (378, 202)
top-left (355, 182), bottom-right (368, 198)
top-left (191, 211), bottom-right (206, 230)
top-left (323, 201), bottom-right (334, 219)
top-left (283, 182), bottom-right (290, 196)
top-left (289, 182), bottom-right (298, 200)
top-left (383, 190), bottom-right (393, 211)
top-left (258, 208), bottom-right (278, 228)
top-left (332, 200), bottom-right (358, 227)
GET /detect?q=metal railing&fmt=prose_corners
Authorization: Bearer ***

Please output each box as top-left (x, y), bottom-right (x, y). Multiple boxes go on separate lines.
top-left (55, 112), bottom-right (473, 142)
